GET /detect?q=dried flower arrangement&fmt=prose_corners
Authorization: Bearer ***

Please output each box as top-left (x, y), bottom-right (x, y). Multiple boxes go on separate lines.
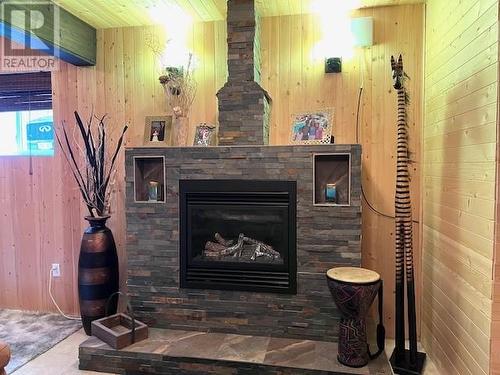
top-left (145, 31), bottom-right (197, 145)
top-left (56, 111), bottom-right (128, 217)
top-left (145, 32), bottom-right (196, 117)
top-left (158, 54), bottom-right (196, 118)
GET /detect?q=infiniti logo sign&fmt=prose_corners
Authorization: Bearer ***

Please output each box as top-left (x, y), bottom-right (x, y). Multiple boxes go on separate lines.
top-left (38, 125), bottom-right (51, 132)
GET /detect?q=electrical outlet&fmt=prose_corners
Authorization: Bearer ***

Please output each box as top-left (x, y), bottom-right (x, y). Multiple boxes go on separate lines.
top-left (51, 263), bottom-right (61, 277)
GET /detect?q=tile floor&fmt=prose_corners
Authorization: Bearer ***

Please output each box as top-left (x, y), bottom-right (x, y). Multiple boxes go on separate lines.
top-left (12, 330), bottom-right (110, 375)
top-left (12, 329), bottom-right (441, 375)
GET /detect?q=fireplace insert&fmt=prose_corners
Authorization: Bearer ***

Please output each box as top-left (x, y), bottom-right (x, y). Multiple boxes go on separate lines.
top-left (179, 180), bottom-right (297, 294)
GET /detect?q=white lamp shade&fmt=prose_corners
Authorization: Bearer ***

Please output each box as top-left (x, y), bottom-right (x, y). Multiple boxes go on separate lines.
top-left (351, 17), bottom-right (373, 47)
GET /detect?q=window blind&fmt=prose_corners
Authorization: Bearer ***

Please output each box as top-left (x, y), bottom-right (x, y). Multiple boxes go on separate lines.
top-left (0, 71), bottom-right (52, 112)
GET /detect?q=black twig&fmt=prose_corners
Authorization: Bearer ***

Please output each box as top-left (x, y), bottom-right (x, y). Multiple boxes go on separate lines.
top-left (56, 111), bottom-right (128, 217)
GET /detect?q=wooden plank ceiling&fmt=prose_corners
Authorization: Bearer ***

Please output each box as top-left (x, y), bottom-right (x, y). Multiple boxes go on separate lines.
top-left (53, 0), bottom-right (423, 28)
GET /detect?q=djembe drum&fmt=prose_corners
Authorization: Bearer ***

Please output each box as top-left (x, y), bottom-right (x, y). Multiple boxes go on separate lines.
top-left (326, 267), bottom-right (385, 368)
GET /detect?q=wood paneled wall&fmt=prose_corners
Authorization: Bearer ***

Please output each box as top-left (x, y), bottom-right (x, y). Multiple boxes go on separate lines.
top-left (0, 37), bottom-right (84, 314)
top-left (421, 0), bottom-right (498, 374)
top-left (260, 5), bottom-right (424, 337)
top-left (0, 116), bottom-right (83, 314)
top-left (0, 22), bottom-right (227, 314)
top-left (494, 180), bottom-right (500, 373)
top-left (0, 5), bottom-right (424, 341)
top-left (493, 45), bottom-right (500, 374)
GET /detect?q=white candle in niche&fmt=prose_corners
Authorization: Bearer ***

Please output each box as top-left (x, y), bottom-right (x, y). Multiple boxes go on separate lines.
top-left (148, 181), bottom-right (159, 201)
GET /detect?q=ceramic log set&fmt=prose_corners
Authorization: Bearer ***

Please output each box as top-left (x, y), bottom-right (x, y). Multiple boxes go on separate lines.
top-left (78, 216), bottom-right (119, 335)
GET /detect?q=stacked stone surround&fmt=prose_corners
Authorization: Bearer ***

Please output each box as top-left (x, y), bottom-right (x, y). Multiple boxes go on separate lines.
top-left (217, 82), bottom-right (271, 145)
top-left (125, 144), bottom-right (362, 342)
top-left (226, 0), bottom-right (259, 82)
top-left (217, 0), bottom-right (271, 145)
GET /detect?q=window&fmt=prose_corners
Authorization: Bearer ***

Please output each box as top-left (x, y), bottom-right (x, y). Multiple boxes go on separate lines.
top-left (0, 72), bottom-right (54, 156)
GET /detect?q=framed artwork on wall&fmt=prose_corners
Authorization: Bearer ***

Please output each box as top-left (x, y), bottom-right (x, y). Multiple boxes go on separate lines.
top-left (143, 116), bottom-right (173, 146)
top-left (193, 123), bottom-right (216, 146)
top-left (289, 109), bottom-right (333, 145)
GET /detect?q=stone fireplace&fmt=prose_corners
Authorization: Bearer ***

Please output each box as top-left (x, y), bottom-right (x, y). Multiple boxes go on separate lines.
top-left (80, 1), bottom-right (378, 373)
top-left (124, 0), bottom-right (361, 344)
top-left (179, 179), bottom-right (297, 294)
top-left (125, 144), bottom-right (361, 342)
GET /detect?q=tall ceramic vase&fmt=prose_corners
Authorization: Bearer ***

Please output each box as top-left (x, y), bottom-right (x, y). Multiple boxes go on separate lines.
top-left (78, 215), bottom-right (119, 335)
top-left (174, 116), bottom-right (189, 146)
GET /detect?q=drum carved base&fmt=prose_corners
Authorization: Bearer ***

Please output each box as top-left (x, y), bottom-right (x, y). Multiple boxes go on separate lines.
top-left (338, 318), bottom-right (369, 367)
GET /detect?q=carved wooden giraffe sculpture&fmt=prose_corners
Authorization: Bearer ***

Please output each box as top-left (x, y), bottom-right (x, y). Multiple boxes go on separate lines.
top-left (389, 55), bottom-right (425, 374)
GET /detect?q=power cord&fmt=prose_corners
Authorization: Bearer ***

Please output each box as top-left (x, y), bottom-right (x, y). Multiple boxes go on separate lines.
top-left (48, 268), bottom-right (81, 321)
top-left (356, 83), bottom-right (420, 224)
top-left (355, 87), bottom-right (362, 144)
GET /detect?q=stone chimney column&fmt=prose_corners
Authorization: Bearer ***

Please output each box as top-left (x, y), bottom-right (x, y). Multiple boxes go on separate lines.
top-left (217, 0), bottom-right (271, 146)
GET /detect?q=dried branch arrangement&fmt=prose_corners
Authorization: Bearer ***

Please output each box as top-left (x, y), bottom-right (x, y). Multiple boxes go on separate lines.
top-left (145, 31), bottom-right (197, 117)
top-left (159, 54), bottom-right (197, 118)
top-left (56, 111), bottom-right (128, 217)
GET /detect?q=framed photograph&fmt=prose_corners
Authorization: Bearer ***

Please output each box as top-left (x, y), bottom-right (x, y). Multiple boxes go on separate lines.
top-left (144, 116), bottom-right (173, 146)
top-left (193, 123), bottom-right (216, 146)
top-left (290, 109), bottom-right (333, 145)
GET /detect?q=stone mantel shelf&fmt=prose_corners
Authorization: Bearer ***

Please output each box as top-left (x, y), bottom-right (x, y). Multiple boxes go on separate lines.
top-left (126, 143), bottom-right (361, 150)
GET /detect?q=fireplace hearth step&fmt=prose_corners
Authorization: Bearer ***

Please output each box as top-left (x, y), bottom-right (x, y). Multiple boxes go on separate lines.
top-left (79, 328), bottom-right (391, 375)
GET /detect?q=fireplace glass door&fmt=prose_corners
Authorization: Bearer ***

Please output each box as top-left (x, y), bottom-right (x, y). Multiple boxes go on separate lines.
top-left (180, 180), bottom-right (297, 294)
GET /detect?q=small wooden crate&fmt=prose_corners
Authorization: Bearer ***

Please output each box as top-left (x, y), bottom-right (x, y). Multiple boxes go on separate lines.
top-left (91, 313), bottom-right (148, 349)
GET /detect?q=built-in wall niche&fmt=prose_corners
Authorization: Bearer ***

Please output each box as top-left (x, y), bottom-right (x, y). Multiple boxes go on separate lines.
top-left (134, 156), bottom-right (165, 203)
top-left (313, 153), bottom-right (351, 206)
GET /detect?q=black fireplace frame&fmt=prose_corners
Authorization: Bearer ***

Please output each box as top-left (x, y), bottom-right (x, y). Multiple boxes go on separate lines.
top-left (179, 179), bottom-right (297, 294)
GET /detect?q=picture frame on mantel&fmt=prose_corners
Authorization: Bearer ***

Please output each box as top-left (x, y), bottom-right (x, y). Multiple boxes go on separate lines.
top-left (193, 123), bottom-right (217, 146)
top-left (143, 116), bottom-right (173, 146)
top-left (289, 109), bottom-right (333, 145)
